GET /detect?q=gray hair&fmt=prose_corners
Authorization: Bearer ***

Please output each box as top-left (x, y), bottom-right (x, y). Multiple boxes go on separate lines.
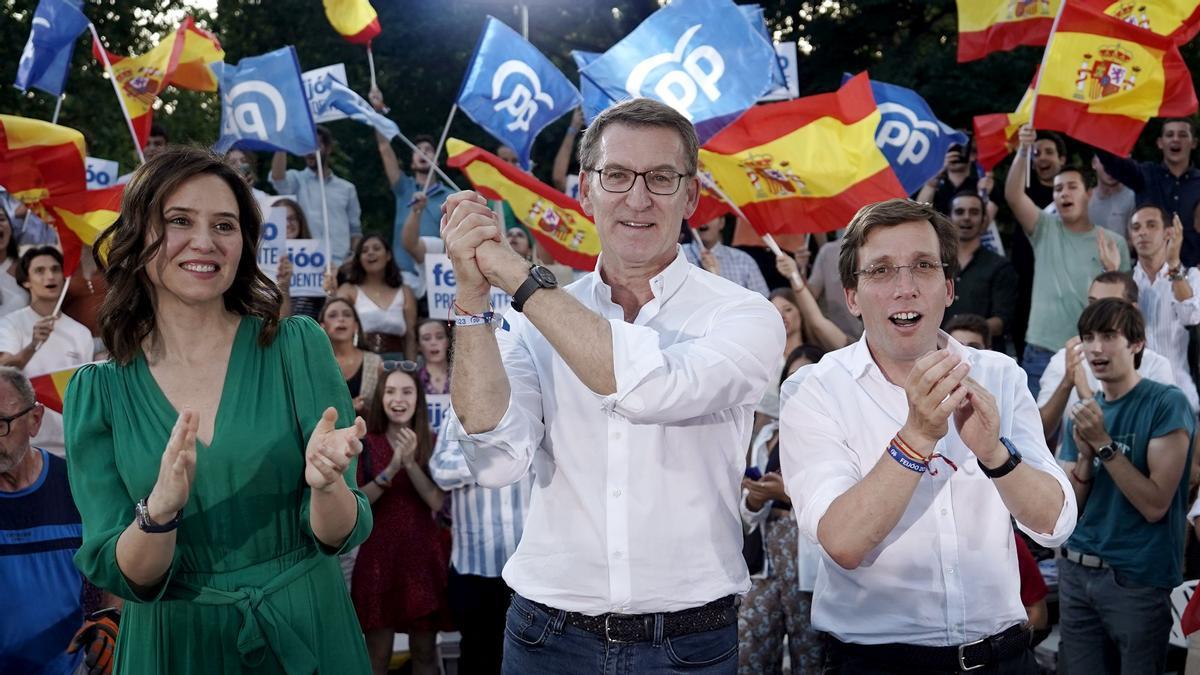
top-left (578, 98), bottom-right (700, 176)
top-left (0, 366), bottom-right (35, 407)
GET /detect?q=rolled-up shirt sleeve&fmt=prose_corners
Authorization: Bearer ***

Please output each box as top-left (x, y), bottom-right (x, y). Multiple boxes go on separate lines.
top-left (442, 317), bottom-right (544, 489)
top-left (778, 368), bottom-right (862, 555)
top-left (1004, 360), bottom-right (1077, 547)
top-left (1172, 270), bottom-right (1200, 326)
top-left (602, 295), bottom-right (785, 424)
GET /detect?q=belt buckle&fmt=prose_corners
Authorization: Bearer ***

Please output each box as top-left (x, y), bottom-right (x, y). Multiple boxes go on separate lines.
top-left (604, 614), bottom-right (636, 643)
top-left (958, 636), bottom-right (988, 672)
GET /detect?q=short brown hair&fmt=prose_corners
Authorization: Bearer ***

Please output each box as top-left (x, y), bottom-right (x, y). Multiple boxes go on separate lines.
top-left (945, 313), bottom-right (991, 349)
top-left (94, 146), bottom-right (283, 364)
top-left (1078, 298), bottom-right (1145, 369)
top-left (838, 199), bottom-right (958, 289)
top-left (578, 98), bottom-right (699, 176)
top-left (1091, 271), bottom-right (1138, 304)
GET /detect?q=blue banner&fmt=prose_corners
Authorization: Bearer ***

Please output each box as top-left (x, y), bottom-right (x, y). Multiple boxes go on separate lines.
top-left (579, 0), bottom-right (775, 142)
top-left (14, 0), bottom-right (89, 97)
top-left (316, 75), bottom-right (401, 140)
top-left (571, 50), bottom-right (612, 125)
top-left (737, 4), bottom-right (787, 90)
top-left (456, 16), bottom-right (581, 170)
top-left (213, 47), bottom-right (318, 156)
top-left (842, 73), bottom-right (969, 195)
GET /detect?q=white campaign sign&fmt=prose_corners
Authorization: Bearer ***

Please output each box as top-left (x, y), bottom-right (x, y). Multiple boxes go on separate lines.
top-left (426, 394), bottom-right (451, 436)
top-left (85, 157), bottom-right (119, 190)
top-left (759, 42), bottom-right (800, 102)
top-left (303, 63), bottom-right (349, 124)
top-left (257, 204), bottom-right (287, 279)
top-left (286, 239), bottom-right (329, 298)
top-left (423, 253), bottom-right (512, 321)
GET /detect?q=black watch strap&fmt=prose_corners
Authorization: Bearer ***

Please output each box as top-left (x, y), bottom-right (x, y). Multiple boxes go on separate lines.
top-left (980, 437), bottom-right (1022, 479)
top-left (135, 498), bottom-right (181, 533)
top-left (511, 265), bottom-right (556, 313)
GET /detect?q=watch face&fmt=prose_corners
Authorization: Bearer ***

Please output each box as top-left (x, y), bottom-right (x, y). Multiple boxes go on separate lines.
top-left (531, 265), bottom-right (558, 288)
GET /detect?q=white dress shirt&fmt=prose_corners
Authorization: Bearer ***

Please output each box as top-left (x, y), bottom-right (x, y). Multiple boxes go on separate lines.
top-left (780, 333), bottom-right (1076, 646)
top-left (443, 248), bottom-right (785, 615)
top-left (1132, 262), bottom-right (1200, 412)
top-left (1037, 345), bottom-right (1176, 449)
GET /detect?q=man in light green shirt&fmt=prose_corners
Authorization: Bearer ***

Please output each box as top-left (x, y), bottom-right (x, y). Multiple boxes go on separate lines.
top-left (1006, 124), bottom-right (1130, 399)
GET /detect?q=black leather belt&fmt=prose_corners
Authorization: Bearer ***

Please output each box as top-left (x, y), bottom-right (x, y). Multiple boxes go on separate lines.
top-left (526, 595), bottom-right (737, 643)
top-left (830, 624), bottom-right (1031, 672)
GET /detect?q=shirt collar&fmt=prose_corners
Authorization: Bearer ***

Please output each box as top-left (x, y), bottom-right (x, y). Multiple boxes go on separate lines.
top-left (1134, 259), bottom-right (1170, 281)
top-left (843, 329), bottom-right (972, 380)
top-left (304, 167), bottom-right (336, 182)
top-left (590, 245), bottom-right (692, 307)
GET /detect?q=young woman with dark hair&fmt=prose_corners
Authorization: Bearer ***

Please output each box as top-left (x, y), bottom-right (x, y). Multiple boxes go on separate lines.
top-left (335, 234), bottom-right (416, 358)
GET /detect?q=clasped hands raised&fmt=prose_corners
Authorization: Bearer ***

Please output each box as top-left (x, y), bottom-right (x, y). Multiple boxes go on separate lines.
top-left (900, 350), bottom-right (1009, 469)
top-left (440, 191), bottom-right (530, 306)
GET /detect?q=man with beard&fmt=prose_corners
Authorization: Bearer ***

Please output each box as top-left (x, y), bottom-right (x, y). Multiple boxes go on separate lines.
top-left (1098, 119), bottom-right (1200, 265)
top-left (942, 190), bottom-right (1018, 353)
top-left (270, 125), bottom-right (362, 265)
top-left (683, 215), bottom-right (769, 296)
top-left (1006, 125), bottom-right (1130, 398)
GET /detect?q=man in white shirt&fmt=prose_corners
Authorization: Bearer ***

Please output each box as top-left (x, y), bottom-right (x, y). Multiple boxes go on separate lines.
top-left (441, 98), bottom-right (784, 673)
top-left (1038, 272), bottom-right (1177, 450)
top-left (780, 199), bottom-right (1076, 673)
top-left (0, 247), bottom-right (94, 456)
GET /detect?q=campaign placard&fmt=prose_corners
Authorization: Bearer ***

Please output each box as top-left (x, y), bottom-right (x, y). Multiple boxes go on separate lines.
top-left (302, 63), bottom-right (349, 123)
top-left (423, 253), bottom-right (512, 320)
top-left (85, 157), bottom-right (119, 190)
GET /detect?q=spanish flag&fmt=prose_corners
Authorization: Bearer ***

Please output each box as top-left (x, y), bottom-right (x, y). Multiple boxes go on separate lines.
top-left (446, 139), bottom-right (600, 271)
top-left (30, 365), bottom-right (81, 415)
top-left (42, 185), bottom-right (123, 276)
top-left (1031, 1), bottom-right (1198, 156)
top-left (93, 17), bottom-right (224, 147)
top-left (324, 0), bottom-right (382, 45)
top-left (698, 72), bottom-right (906, 237)
top-left (957, 0), bottom-right (1063, 63)
top-left (974, 78), bottom-right (1036, 170)
top-left (1080, 0), bottom-right (1200, 43)
top-left (0, 115), bottom-right (86, 203)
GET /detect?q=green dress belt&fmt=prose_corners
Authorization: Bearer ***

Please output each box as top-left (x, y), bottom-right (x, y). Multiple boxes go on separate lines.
top-left (168, 551), bottom-right (326, 674)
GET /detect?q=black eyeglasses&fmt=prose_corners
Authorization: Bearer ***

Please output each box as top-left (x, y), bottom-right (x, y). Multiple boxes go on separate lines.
top-left (381, 360), bottom-right (420, 374)
top-left (592, 167), bottom-right (690, 195)
top-left (0, 404), bottom-right (35, 438)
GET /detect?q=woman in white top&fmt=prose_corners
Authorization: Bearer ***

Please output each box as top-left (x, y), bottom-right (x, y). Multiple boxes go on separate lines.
top-left (336, 234), bottom-right (416, 358)
top-left (0, 207), bottom-right (30, 318)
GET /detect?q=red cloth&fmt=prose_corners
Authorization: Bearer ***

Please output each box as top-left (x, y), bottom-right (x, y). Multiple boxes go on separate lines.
top-left (350, 433), bottom-right (452, 632)
top-left (1014, 532), bottom-right (1048, 607)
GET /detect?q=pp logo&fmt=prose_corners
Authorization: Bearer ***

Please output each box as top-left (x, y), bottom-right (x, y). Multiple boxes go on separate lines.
top-left (625, 24), bottom-right (724, 120)
top-left (492, 60), bottom-right (555, 132)
top-left (221, 81), bottom-right (288, 141)
top-left (876, 103), bottom-right (946, 166)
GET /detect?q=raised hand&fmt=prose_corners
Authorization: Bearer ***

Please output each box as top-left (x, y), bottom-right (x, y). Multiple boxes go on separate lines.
top-left (1017, 124), bottom-right (1036, 149)
top-left (276, 253), bottom-right (293, 287)
top-left (699, 248), bottom-right (721, 275)
top-left (1069, 398), bottom-right (1111, 451)
top-left (1168, 213), bottom-right (1185, 269)
top-left (305, 407), bottom-right (367, 492)
top-left (1064, 336), bottom-right (1094, 400)
top-left (953, 377), bottom-right (1007, 467)
top-left (387, 427), bottom-right (418, 470)
top-left (1096, 229), bottom-right (1121, 272)
top-left (147, 410), bottom-right (199, 520)
top-left (900, 350), bottom-right (971, 452)
top-left (31, 315), bottom-right (55, 348)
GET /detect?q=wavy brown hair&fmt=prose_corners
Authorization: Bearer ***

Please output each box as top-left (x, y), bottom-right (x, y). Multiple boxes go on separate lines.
top-left (366, 368), bottom-right (433, 471)
top-left (342, 234), bottom-right (403, 288)
top-left (94, 146), bottom-right (283, 364)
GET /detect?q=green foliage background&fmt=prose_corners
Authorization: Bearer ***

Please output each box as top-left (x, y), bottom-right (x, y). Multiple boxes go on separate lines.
top-left (2, 0), bottom-right (1198, 237)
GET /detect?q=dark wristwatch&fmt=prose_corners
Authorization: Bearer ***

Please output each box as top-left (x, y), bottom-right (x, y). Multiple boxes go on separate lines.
top-left (511, 265), bottom-right (558, 313)
top-left (1096, 442), bottom-right (1119, 462)
top-left (135, 498), bottom-right (181, 533)
top-left (979, 437), bottom-right (1023, 479)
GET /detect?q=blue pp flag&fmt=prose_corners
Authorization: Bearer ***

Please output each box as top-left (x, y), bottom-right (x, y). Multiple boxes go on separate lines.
top-left (14, 0), bottom-right (89, 97)
top-left (737, 4), bottom-right (787, 91)
top-left (579, 0), bottom-right (776, 142)
top-left (456, 16), bottom-right (582, 170)
top-left (213, 47), bottom-right (318, 156)
top-left (571, 50), bottom-right (612, 125)
top-left (316, 75), bottom-right (401, 140)
top-left (841, 73), bottom-right (968, 195)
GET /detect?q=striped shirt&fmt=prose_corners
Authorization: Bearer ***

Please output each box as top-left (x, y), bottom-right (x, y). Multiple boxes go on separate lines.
top-left (429, 430), bottom-right (532, 577)
top-left (1133, 261), bottom-right (1200, 412)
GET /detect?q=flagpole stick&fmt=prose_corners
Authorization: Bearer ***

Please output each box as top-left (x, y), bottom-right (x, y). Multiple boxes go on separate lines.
top-left (34, 275), bottom-right (72, 352)
top-left (313, 149), bottom-right (333, 270)
top-left (395, 131), bottom-right (460, 190)
top-left (51, 94), bottom-right (65, 125)
top-left (88, 24), bottom-right (146, 165)
top-left (422, 104), bottom-right (457, 193)
top-left (366, 43), bottom-right (377, 91)
top-left (697, 171), bottom-right (802, 287)
top-left (1026, 1), bottom-right (1065, 190)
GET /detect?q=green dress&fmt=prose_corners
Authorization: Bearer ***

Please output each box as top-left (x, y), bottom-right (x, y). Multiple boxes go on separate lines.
top-left (65, 316), bottom-right (373, 674)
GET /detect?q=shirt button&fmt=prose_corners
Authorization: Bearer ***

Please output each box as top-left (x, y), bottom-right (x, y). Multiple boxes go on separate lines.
top-left (612, 489), bottom-right (622, 498)
top-left (946, 568), bottom-right (955, 574)
top-left (613, 551), bottom-right (624, 559)
top-left (941, 508), bottom-right (948, 516)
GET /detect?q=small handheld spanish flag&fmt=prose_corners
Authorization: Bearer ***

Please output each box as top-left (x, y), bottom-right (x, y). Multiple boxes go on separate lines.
top-left (323, 0), bottom-right (382, 45)
top-left (30, 365), bottom-right (81, 415)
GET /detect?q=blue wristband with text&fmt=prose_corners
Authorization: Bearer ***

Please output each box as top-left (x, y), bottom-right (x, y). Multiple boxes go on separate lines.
top-left (887, 442), bottom-right (927, 474)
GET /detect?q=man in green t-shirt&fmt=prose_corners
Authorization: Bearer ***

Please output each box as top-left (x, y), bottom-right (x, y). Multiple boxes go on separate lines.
top-left (1006, 124), bottom-right (1130, 399)
top-left (1058, 298), bottom-right (1194, 675)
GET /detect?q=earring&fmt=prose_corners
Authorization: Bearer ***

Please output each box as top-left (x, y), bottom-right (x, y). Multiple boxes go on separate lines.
top-left (353, 333), bottom-right (359, 348)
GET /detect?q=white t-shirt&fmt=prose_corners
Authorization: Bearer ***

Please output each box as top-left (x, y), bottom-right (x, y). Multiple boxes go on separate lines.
top-left (0, 260), bottom-right (29, 319)
top-left (0, 307), bottom-right (95, 456)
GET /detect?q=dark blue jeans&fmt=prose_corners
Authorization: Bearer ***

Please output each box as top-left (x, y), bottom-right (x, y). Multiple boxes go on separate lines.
top-left (1021, 343), bottom-right (1055, 400)
top-left (502, 593), bottom-right (738, 675)
top-left (1057, 558), bottom-right (1172, 675)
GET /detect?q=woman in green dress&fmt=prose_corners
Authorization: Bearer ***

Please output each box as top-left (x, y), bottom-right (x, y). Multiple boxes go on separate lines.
top-left (64, 146), bottom-right (374, 674)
